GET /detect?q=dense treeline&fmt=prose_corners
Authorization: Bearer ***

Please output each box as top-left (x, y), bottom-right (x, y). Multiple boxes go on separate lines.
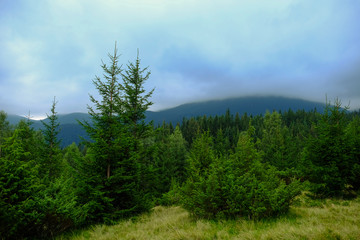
top-left (1, 105), bottom-right (359, 238)
top-left (1, 47), bottom-right (360, 239)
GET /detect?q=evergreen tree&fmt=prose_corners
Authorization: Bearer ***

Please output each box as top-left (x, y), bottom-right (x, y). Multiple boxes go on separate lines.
top-left (80, 43), bottom-right (124, 180)
top-left (346, 116), bottom-right (360, 191)
top-left (0, 111), bottom-right (11, 158)
top-left (303, 99), bottom-right (352, 197)
top-left (0, 125), bottom-right (43, 239)
top-left (121, 50), bottom-right (156, 204)
top-left (260, 111), bottom-right (297, 171)
top-left (77, 44), bottom-right (153, 223)
top-left (78, 44), bottom-right (147, 223)
top-left (181, 126), bottom-right (301, 219)
top-left (158, 126), bottom-right (188, 193)
top-left (122, 50), bottom-right (154, 140)
top-left (41, 97), bottom-right (62, 180)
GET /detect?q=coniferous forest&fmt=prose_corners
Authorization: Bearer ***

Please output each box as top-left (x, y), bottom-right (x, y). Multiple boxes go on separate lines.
top-left (1, 47), bottom-right (360, 239)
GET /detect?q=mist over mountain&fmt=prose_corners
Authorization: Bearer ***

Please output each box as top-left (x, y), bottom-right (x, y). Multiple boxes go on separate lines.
top-left (7, 96), bottom-right (328, 147)
top-left (146, 96), bottom-right (327, 124)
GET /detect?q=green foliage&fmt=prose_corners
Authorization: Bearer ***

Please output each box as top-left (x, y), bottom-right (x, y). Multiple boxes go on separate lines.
top-left (260, 111), bottom-right (286, 167)
top-left (75, 45), bottom-right (154, 224)
top-left (3, 50), bottom-right (360, 239)
top-left (122, 50), bottom-right (154, 140)
top-left (260, 111), bottom-right (302, 179)
top-left (181, 127), bottom-right (301, 220)
top-left (163, 126), bottom-right (188, 183)
top-left (41, 97), bottom-right (62, 180)
top-left (0, 110), bottom-right (11, 158)
top-left (0, 120), bottom-right (78, 239)
top-left (0, 128), bottom-right (43, 239)
top-left (151, 125), bottom-right (188, 198)
top-left (345, 116), bottom-right (360, 191)
top-left (303, 99), bottom-right (353, 197)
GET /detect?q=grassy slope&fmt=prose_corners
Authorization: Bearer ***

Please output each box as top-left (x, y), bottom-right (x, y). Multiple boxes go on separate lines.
top-left (58, 195), bottom-right (360, 240)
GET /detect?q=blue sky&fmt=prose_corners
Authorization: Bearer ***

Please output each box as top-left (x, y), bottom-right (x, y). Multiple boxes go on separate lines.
top-left (1, 0), bottom-right (360, 119)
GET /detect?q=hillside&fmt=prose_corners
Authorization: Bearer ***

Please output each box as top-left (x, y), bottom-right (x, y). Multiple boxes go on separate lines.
top-left (6, 96), bottom-right (326, 147)
top-left (146, 96), bottom-right (326, 125)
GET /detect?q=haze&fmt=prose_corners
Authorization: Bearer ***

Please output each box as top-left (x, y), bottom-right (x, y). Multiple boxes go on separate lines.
top-left (1, 0), bottom-right (360, 119)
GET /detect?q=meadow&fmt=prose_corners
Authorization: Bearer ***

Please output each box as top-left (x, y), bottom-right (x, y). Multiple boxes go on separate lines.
top-left (58, 194), bottom-right (360, 240)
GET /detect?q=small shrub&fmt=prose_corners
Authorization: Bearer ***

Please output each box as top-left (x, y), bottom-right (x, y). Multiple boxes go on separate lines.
top-left (181, 128), bottom-right (302, 220)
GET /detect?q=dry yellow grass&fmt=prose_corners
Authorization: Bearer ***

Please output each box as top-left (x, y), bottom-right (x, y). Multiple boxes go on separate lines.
top-left (58, 196), bottom-right (360, 240)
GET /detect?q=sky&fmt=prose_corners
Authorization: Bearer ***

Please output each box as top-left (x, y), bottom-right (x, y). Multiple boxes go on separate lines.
top-left (1, 0), bottom-right (360, 119)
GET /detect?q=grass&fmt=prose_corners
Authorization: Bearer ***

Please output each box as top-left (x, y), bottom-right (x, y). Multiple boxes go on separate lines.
top-left (57, 194), bottom-right (360, 240)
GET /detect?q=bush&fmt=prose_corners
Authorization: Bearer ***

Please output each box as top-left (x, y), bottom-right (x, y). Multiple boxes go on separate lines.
top-left (181, 128), bottom-right (302, 220)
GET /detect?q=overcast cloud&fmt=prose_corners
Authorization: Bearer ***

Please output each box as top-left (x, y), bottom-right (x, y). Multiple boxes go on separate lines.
top-left (1, 0), bottom-right (360, 118)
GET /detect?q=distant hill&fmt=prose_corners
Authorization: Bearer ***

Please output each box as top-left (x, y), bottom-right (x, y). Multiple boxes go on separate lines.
top-left (146, 96), bottom-right (326, 125)
top-left (7, 114), bottom-right (26, 125)
top-left (6, 112), bottom-right (91, 147)
top-left (6, 96), bottom-right (327, 147)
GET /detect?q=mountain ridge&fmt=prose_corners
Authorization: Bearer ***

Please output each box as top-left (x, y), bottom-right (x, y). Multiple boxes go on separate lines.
top-left (5, 96), bottom-right (329, 146)
top-left (145, 96), bottom-right (327, 124)
top-left (7, 96), bottom-right (326, 125)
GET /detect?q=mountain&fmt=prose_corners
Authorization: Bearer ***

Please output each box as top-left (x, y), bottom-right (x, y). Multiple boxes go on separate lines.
top-left (7, 114), bottom-right (27, 125)
top-left (7, 112), bottom-right (91, 147)
top-left (146, 96), bottom-right (326, 125)
top-left (6, 96), bottom-right (326, 147)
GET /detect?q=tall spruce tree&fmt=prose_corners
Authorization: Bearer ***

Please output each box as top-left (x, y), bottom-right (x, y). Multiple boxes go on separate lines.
top-left (77, 44), bottom-right (150, 223)
top-left (122, 49), bottom-right (154, 140)
top-left (41, 97), bottom-right (61, 180)
top-left (303, 98), bottom-right (352, 197)
top-left (80, 44), bottom-right (124, 179)
top-left (121, 50), bottom-right (155, 203)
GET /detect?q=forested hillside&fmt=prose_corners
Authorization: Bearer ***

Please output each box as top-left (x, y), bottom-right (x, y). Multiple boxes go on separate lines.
top-left (7, 96), bottom-right (329, 147)
top-left (1, 47), bottom-right (360, 239)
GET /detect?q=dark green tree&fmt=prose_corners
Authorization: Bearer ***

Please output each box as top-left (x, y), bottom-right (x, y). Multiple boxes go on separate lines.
top-left (122, 50), bottom-right (154, 140)
top-left (158, 126), bottom-right (188, 192)
top-left (345, 116), bottom-right (360, 191)
top-left (181, 126), bottom-right (301, 219)
top-left (0, 122), bottom-right (43, 239)
top-left (80, 44), bottom-right (124, 180)
top-left (77, 44), bottom-right (149, 223)
top-left (121, 50), bottom-right (156, 205)
top-left (303, 98), bottom-right (352, 197)
top-left (41, 97), bottom-right (62, 180)
top-left (0, 111), bottom-right (11, 158)
top-left (260, 111), bottom-right (299, 173)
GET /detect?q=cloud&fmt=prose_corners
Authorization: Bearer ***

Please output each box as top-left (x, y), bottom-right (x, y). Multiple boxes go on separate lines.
top-left (1, 0), bottom-right (360, 116)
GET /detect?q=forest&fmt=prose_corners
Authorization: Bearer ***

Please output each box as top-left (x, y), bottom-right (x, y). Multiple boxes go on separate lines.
top-left (1, 47), bottom-right (360, 239)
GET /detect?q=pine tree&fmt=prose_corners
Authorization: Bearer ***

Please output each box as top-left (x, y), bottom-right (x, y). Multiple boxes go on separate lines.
top-left (159, 126), bottom-right (188, 192)
top-left (181, 125), bottom-right (301, 219)
top-left (303, 98), bottom-right (352, 197)
top-left (77, 44), bottom-right (150, 223)
top-left (80, 43), bottom-right (124, 180)
top-left (121, 50), bottom-right (156, 205)
top-left (346, 116), bottom-right (360, 191)
top-left (0, 120), bottom-right (46, 238)
top-left (260, 111), bottom-right (287, 168)
top-left (122, 49), bottom-right (154, 140)
top-left (0, 111), bottom-right (11, 158)
top-left (41, 97), bottom-right (61, 180)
